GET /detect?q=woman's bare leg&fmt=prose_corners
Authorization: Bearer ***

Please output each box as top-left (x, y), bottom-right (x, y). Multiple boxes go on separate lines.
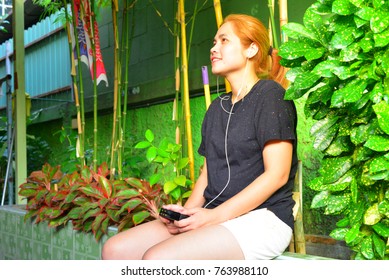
top-left (142, 224), bottom-right (245, 260)
top-left (101, 219), bottom-right (173, 260)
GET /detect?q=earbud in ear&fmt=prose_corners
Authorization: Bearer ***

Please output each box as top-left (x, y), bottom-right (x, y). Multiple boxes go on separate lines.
top-left (247, 44), bottom-right (256, 58)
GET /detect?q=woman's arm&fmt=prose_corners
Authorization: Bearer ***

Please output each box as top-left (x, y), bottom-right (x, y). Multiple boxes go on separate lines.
top-left (212, 140), bottom-right (293, 222)
top-left (184, 159), bottom-right (208, 208)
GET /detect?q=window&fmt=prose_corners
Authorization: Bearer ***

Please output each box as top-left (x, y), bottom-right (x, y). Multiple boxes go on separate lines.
top-left (0, 0), bottom-right (12, 17)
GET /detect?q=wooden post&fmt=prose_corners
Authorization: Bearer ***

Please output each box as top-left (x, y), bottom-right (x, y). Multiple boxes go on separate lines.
top-left (13, 0), bottom-right (27, 204)
top-left (279, 0), bottom-right (288, 43)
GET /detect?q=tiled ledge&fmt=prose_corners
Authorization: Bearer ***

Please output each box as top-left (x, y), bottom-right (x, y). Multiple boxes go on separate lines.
top-left (0, 205), bottom-right (117, 260)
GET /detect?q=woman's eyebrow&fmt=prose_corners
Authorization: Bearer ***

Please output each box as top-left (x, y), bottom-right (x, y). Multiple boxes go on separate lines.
top-left (214, 33), bottom-right (228, 40)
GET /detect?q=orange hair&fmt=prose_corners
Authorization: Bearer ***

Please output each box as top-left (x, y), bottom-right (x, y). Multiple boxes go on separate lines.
top-left (223, 14), bottom-right (289, 88)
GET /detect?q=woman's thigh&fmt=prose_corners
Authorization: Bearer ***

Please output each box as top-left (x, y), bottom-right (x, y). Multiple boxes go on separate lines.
top-left (142, 224), bottom-right (245, 260)
top-left (101, 219), bottom-right (173, 260)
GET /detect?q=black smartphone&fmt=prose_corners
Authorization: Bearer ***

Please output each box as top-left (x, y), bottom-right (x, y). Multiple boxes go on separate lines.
top-left (159, 208), bottom-right (189, 221)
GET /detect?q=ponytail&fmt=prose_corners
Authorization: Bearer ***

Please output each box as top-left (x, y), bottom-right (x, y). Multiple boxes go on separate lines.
top-left (269, 48), bottom-right (289, 89)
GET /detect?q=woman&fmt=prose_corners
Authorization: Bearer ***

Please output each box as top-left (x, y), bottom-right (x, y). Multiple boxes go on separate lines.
top-left (102, 14), bottom-right (298, 260)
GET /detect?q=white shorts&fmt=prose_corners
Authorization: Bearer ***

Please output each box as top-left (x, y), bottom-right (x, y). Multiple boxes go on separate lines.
top-left (221, 208), bottom-right (292, 260)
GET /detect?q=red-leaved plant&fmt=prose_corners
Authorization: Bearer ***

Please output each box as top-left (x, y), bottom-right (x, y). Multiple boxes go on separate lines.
top-left (19, 162), bottom-right (168, 241)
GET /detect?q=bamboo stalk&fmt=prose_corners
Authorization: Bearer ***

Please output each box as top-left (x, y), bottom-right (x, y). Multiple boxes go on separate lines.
top-left (213, 0), bottom-right (223, 27)
top-left (110, 0), bottom-right (120, 177)
top-left (279, 0), bottom-right (288, 43)
top-left (69, 0), bottom-right (86, 167)
top-left (64, 1), bottom-right (83, 164)
top-left (120, 0), bottom-right (136, 176)
top-left (268, 0), bottom-right (275, 46)
top-left (179, 0), bottom-right (195, 187)
top-left (267, 0), bottom-right (279, 49)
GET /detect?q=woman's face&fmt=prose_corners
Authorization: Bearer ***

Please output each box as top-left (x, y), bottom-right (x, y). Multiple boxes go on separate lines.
top-left (210, 22), bottom-right (247, 77)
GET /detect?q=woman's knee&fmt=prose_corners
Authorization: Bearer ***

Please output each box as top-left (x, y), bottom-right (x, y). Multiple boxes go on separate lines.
top-left (142, 246), bottom-right (171, 260)
top-left (101, 236), bottom-right (120, 260)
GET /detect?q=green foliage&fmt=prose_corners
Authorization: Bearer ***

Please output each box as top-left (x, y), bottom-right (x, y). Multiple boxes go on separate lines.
top-left (19, 162), bottom-right (168, 241)
top-left (135, 129), bottom-right (192, 204)
top-left (279, 0), bottom-right (389, 259)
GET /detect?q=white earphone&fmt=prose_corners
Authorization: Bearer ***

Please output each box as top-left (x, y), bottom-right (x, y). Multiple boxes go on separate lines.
top-left (247, 43), bottom-right (256, 58)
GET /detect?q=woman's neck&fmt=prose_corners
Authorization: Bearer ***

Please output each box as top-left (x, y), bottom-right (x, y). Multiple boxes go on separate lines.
top-left (228, 72), bottom-right (260, 103)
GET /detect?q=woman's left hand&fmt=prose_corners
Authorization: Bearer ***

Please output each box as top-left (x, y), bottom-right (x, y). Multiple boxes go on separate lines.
top-left (173, 207), bottom-right (217, 233)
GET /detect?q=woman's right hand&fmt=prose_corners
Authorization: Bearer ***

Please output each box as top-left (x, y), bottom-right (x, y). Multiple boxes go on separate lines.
top-left (159, 204), bottom-right (188, 235)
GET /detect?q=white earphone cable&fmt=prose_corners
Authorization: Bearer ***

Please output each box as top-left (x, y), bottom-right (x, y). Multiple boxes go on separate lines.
top-left (205, 59), bottom-right (249, 208)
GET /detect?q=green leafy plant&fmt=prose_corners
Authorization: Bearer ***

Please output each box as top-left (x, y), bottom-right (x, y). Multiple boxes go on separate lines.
top-left (19, 162), bottom-right (168, 241)
top-left (135, 129), bottom-right (192, 204)
top-left (279, 0), bottom-right (389, 259)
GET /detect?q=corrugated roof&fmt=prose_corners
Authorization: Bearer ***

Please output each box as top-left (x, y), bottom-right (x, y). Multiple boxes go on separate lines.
top-left (0, 0), bottom-right (44, 44)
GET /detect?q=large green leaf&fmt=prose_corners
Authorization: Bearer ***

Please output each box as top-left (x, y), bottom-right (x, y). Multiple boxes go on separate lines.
top-left (325, 194), bottom-right (350, 215)
top-left (370, 8), bottom-right (389, 33)
top-left (319, 156), bottom-right (353, 184)
top-left (281, 22), bottom-right (320, 42)
top-left (355, 6), bottom-right (374, 20)
top-left (308, 177), bottom-right (326, 191)
top-left (98, 176), bottom-right (112, 198)
top-left (331, 79), bottom-right (367, 108)
top-left (372, 222), bottom-right (389, 237)
top-left (149, 173), bottom-right (162, 186)
top-left (174, 175), bottom-right (187, 186)
top-left (80, 185), bottom-right (105, 199)
top-left (339, 43), bottom-right (360, 62)
top-left (145, 129), bottom-right (154, 143)
top-left (330, 227), bottom-right (348, 240)
top-left (326, 135), bottom-right (352, 156)
top-left (378, 200), bottom-right (389, 218)
top-left (303, 7), bottom-right (329, 45)
top-left (373, 101), bottom-right (389, 134)
top-left (67, 207), bottom-right (84, 219)
top-left (164, 181), bottom-right (177, 194)
top-left (92, 213), bottom-right (106, 235)
top-left (310, 116), bottom-right (339, 151)
top-left (293, 71), bottom-right (321, 90)
top-left (349, 0), bottom-right (365, 8)
top-left (364, 135), bottom-right (389, 152)
top-left (327, 169), bottom-right (354, 191)
top-left (115, 189), bottom-right (140, 199)
top-left (363, 203), bottom-right (382, 225)
top-left (350, 124), bottom-right (375, 145)
top-left (372, 233), bottom-right (386, 259)
top-left (374, 28), bottom-right (389, 48)
top-left (361, 236), bottom-right (374, 259)
top-left (345, 223), bottom-right (361, 244)
top-left (19, 188), bottom-right (38, 198)
top-left (359, 32), bottom-right (375, 52)
top-left (330, 27), bottom-right (356, 49)
top-left (332, 0), bottom-right (358, 15)
top-left (146, 146), bottom-right (157, 163)
top-left (369, 156), bottom-right (389, 175)
top-left (311, 190), bottom-right (329, 209)
top-left (279, 41), bottom-right (318, 60)
top-left (134, 141), bottom-right (151, 149)
top-left (336, 217), bottom-right (350, 228)
top-left (82, 207), bottom-right (102, 222)
top-left (132, 211), bottom-right (150, 225)
top-left (312, 60), bottom-right (340, 78)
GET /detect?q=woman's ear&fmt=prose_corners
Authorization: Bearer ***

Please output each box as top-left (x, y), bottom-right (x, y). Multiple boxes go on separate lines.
top-left (246, 43), bottom-right (258, 58)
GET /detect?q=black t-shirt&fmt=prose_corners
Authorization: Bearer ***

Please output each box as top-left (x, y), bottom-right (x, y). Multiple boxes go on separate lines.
top-left (198, 80), bottom-right (298, 229)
